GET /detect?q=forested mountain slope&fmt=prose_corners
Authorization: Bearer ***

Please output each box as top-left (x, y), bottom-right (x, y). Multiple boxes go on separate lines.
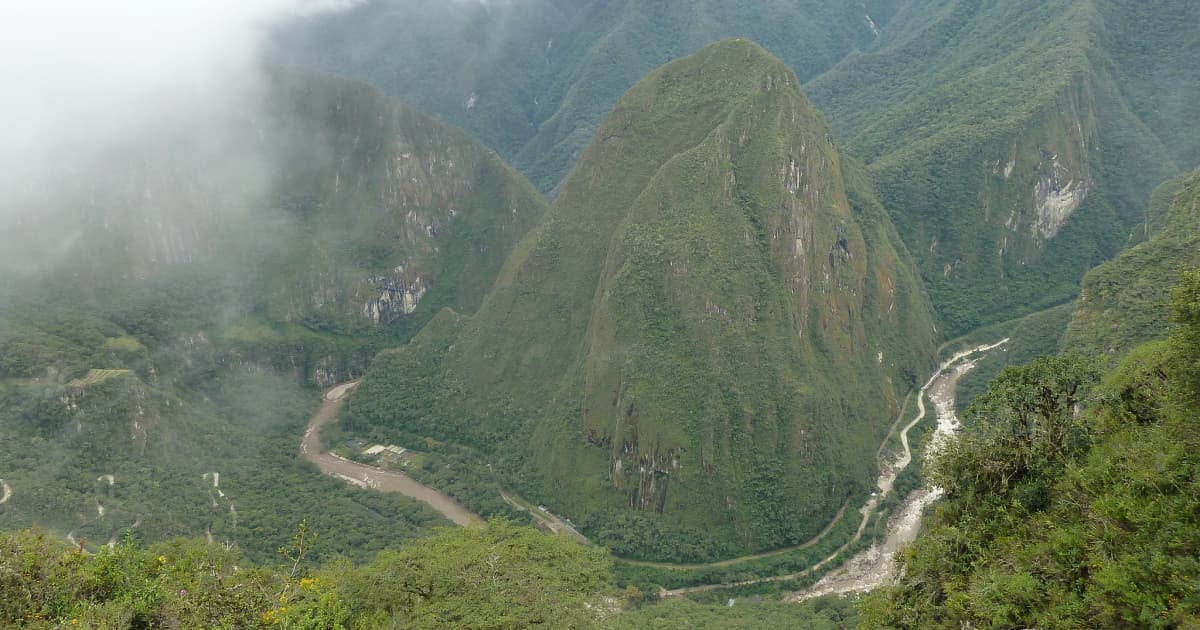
top-left (342, 40), bottom-right (936, 562)
top-left (5, 68), bottom-right (546, 343)
top-left (805, 0), bottom-right (1200, 336)
top-left (273, 0), bottom-right (905, 193)
top-left (0, 521), bottom-right (863, 628)
top-left (861, 271), bottom-right (1200, 629)
top-left (1066, 169), bottom-right (1200, 356)
top-left (0, 68), bottom-right (546, 559)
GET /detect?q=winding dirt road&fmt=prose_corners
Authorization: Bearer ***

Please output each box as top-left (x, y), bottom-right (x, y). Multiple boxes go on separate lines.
top-left (659, 339), bottom-right (1008, 598)
top-left (301, 381), bottom-right (483, 527)
top-left (785, 339), bottom-right (1008, 602)
top-left (306, 339), bottom-right (1003, 589)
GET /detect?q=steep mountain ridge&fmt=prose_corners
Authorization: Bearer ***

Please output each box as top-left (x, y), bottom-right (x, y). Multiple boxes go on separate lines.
top-left (5, 68), bottom-right (547, 342)
top-left (273, 0), bottom-right (907, 192)
top-left (0, 68), bottom-right (546, 557)
top-left (343, 40), bottom-right (936, 561)
top-left (806, 0), bottom-right (1199, 336)
top-left (1066, 169), bottom-right (1200, 356)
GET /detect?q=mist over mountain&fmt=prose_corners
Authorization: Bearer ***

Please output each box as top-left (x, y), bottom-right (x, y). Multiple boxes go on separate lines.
top-left (342, 39), bottom-right (936, 562)
top-left (272, 0), bottom-right (905, 192)
top-left (1, 1), bottom-right (1199, 627)
top-left (0, 0), bottom-right (546, 569)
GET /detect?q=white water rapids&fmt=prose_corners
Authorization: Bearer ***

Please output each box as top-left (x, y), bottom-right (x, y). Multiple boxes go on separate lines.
top-left (788, 339), bottom-right (1008, 602)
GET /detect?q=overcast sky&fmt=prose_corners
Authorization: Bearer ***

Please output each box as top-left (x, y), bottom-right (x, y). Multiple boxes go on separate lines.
top-left (0, 1), bottom-right (358, 201)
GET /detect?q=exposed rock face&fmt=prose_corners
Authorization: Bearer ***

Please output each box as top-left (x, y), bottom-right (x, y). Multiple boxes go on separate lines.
top-left (361, 272), bottom-right (429, 324)
top-left (990, 87), bottom-right (1096, 249)
top-left (347, 40), bottom-right (937, 560)
top-left (1032, 170), bottom-right (1090, 240)
top-left (6, 68), bottom-right (547, 334)
top-left (803, 0), bottom-right (1190, 336)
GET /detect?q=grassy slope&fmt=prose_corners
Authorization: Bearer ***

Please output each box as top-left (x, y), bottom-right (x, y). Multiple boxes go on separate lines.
top-left (1065, 169), bottom-right (1200, 356)
top-left (806, 0), bottom-right (1200, 336)
top-left (343, 40), bottom-right (936, 562)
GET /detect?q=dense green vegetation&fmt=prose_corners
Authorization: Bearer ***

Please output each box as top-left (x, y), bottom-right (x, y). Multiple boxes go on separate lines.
top-left (278, 1), bottom-right (1200, 337)
top-left (6, 3), bottom-right (1200, 624)
top-left (342, 40), bottom-right (936, 562)
top-left (953, 302), bottom-right (1077, 413)
top-left (0, 520), bottom-right (865, 628)
top-left (0, 521), bottom-right (610, 628)
top-left (0, 67), bottom-right (548, 562)
top-left (860, 271), bottom-right (1200, 628)
top-left (807, 0), bottom-right (1200, 336)
top-left (1066, 169), bottom-right (1200, 356)
top-left (612, 596), bottom-right (860, 629)
top-left (273, 0), bottom-right (906, 193)
top-left (0, 281), bottom-right (445, 564)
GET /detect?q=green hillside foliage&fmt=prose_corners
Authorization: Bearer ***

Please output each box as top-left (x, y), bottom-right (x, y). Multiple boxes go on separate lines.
top-left (342, 40), bottom-right (936, 562)
top-left (806, 0), bottom-right (1200, 336)
top-left (0, 519), bottom-right (862, 629)
top-left (0, 69), bottom-right (547, 560)
top-left (953, 302), bottom-right (1076, 413)
top-left (273, 0), bottom-right (905, 193)
top-left (255, 69), bottom-right (548, 336)
top-left (1066, 170), bottom-right (1200, 356)
top-left (860, 271), bottom-right (1200, 628)
top-left (0, 284), bottom-right (445, 564)
top-left (0, 521), bottom-right (611, 628)
top-left (1143, 174), bottom-right (1187, 241)
top-left (611, 596), bottom-right (859, 629)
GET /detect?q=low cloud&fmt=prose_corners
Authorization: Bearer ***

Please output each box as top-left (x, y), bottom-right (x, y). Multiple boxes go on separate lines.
top-left (0, 1), bottom-right (356, 271)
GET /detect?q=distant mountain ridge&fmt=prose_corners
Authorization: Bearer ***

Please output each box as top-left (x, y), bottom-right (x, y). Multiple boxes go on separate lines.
top-left (343, 40), bottom-right (936, 562)
top-left (272, 0), bottom-right (906, 193)
top-left (806, 0), bottom-right (1200, 335)
top-left (0, 67), bottom-right (546, 558)
top-left (277, 0), bottom-right (1200, 341)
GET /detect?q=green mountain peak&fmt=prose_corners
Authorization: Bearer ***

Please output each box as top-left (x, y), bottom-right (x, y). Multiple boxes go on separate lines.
top-left (344, 39), bottom-right (936, 561)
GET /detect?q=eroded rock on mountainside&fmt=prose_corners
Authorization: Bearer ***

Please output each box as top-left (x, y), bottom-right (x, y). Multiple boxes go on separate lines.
top-left (344, 39), bottom-right (936, 561)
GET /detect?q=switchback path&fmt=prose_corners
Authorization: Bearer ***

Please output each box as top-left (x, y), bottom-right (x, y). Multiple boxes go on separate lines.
top-left (784, 338), bottom-right (1009, 602)
top-left (306, 340), bottom-right (1002, 582)
top-left (619, 498), bottom-right (852, 570)
top-left (661, 338), bottom-right (1009, 598)
top-left (301, 380), bottom-right (482, 527)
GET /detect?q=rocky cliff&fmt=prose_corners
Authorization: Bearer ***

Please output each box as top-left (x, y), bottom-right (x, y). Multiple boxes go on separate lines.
top-left (344, 40), bottom-right (936, 561)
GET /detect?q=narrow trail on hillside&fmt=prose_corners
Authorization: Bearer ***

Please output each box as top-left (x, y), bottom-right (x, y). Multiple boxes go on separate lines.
top-left (0, 479), bottom-right (11, 505)
top-left (301, 380), bottom-right (482, 527)
top-left (500, 491), bottom-right (590, 545)
top-left (308, 340), bottom-right (1003, 583)
top-left (660, 339), bottom-right (1008, 598)
top-left (621, 498), bottom-right (853, 570)
top-left (785, 338), bottom-right (1009, 602)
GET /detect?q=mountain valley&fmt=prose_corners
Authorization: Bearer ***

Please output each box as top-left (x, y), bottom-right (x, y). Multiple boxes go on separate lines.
top-left (2, 1), bottom-right (1199, 627)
